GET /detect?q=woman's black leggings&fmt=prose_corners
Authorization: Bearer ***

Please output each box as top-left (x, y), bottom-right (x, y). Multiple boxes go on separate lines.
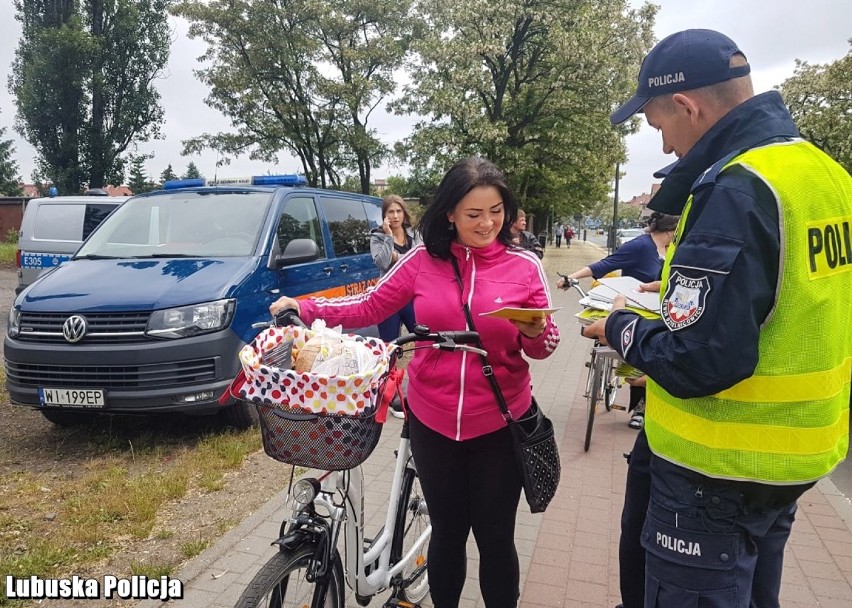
top-left (407, 411), bottom-right (523, 608)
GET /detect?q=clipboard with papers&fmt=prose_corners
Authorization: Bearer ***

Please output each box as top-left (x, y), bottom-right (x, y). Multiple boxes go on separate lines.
top-left (592, 276), bottom-right (660, 312)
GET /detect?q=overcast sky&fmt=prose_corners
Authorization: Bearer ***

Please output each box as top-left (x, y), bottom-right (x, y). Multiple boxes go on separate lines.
top-left (0, 1), bottom-right (849, 199)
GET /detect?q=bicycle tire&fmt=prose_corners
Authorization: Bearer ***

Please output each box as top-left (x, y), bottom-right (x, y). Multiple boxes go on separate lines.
top-left (584, 358), bottom-right (604, 452)
top-left (234, 543), bottom-right (344, 608)
top-left (390, 465), bottom-right (430, 603)
top-left (603, 357), bottom-right (617, 412)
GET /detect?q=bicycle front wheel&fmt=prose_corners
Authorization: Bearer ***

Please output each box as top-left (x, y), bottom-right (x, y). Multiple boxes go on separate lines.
top-left (391, 465), bottom-right (430, 603)
top-left (234, 543), bottom-right (344, 608)
top-left (584, 357), bottom-right (604, 452)
top-left (603, 357), bottom-right (617, 412)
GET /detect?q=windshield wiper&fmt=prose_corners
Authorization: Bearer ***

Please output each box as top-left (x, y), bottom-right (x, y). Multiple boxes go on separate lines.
top-left (142, 253), bottom-right (204, 258)
top-left (74, 254), bottom-right (122, 260)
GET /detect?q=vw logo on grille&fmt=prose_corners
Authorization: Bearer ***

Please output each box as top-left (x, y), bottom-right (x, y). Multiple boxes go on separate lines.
top-left (62, 315), bottom-right (88, 343)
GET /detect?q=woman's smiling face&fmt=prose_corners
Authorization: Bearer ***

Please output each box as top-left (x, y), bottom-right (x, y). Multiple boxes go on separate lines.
top-left (447, 186), bottom-right (504, 248)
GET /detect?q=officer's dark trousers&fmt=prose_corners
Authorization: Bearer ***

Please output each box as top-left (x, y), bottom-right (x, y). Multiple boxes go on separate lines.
top-left (640, 455), bottom-right (812, 608)
top-left (407, 410), bottom-right (522, 608)
top-left (619, 431), bottom-right (652, 608)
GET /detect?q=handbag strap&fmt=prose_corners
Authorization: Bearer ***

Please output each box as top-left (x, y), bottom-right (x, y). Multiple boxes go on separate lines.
top-left (450, 257), bottom-right (514, 423)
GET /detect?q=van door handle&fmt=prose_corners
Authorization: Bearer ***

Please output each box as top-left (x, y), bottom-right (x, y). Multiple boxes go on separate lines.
top-left (323, 266), bottom-right (333, 276)
top-left (339, 264), bottom-right (349, 273)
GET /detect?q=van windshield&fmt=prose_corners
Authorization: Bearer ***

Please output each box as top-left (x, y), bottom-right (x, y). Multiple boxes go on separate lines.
top-left (76, 191), bottom-right (272, 258)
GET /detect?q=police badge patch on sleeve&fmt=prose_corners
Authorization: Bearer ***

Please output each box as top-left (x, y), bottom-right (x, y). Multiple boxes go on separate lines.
top-left (621, 317), bottom-right (638, 357)
top-left (662, 271), bottom-right (711, 331)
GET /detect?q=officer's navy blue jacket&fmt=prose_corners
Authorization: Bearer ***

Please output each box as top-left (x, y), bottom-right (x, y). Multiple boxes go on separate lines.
top-left (604, 91), bottom-right (800, 399)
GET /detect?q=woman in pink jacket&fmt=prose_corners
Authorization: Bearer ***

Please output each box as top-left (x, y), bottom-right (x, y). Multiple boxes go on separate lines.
top-left (270, 157), bottom-right (560, 608)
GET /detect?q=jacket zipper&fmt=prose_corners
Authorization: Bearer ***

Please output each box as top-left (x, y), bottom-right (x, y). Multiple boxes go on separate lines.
top-left (455, 248), bottom-right (473, 440)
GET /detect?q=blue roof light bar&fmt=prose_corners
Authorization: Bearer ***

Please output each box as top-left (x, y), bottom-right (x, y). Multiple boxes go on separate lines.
top-left (162, 174), bottom-right (308, 190)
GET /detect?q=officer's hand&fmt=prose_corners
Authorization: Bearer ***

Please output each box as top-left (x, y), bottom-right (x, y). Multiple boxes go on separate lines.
top-left (639, 280), bottom-right (661, 293)
top-left (581, 318), bottom-right (608, 345)
top-left (612, 294), bottom-right (627, 311)
top-left (270, 297), bottom-right (301, 317)
top-left (556, 276), bottom-right (566, 289)
top-left (626, 375), bottom-right (647, 387)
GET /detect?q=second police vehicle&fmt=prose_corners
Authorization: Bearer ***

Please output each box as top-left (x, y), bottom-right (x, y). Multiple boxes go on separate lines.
top-left (4, 175), bottom-right (384, 427)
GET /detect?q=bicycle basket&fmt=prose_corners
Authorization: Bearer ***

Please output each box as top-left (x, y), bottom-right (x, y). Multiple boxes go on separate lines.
top-left (254, 403), bottom-right (384, 470)
top-left (238, 325), bottom-right (392, 469)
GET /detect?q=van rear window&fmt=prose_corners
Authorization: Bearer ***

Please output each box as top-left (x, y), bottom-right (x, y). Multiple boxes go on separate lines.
top-left (33, 203), bottom-right (119, 242)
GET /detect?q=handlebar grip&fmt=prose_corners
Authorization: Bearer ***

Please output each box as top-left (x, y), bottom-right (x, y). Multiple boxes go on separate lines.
top-left (275, 308), bottom-right (307, 328)
top-left (443, 331), bottom-right (480, 344)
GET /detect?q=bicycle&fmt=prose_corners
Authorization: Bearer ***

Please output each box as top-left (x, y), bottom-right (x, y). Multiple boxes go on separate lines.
top-left (557, 273), bottom-right (623, 452)
top-left (229, 310), bottom-right (485, 608)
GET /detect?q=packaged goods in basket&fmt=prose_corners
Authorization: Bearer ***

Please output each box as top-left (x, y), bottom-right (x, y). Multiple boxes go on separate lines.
top-left (238, 320), bottom-right (391, 416)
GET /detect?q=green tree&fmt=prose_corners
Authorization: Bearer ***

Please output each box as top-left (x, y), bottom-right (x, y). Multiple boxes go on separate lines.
top-left (182, 161), bottom-right (203, 180)
top-left (160, 164), bottom-right (178, 185)
top-left (778, 43), bottom-right (852, 174)
top-left (392, 0), bottom-right (655, 219)
top-left (127, 154), bottom-right (154, 194)
top-left (172, 0), bottom-right (415, 193)
top-left (10, 0), bottom-right (171, 195)
top-left (0, 126), bottom-right (23, 196)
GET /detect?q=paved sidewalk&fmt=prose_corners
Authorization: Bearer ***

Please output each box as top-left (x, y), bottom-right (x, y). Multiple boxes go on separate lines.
top-left (138, 240), bottom-right (852, 608)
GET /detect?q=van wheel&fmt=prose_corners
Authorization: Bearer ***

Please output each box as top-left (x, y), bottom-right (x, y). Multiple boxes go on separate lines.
top-left (220, 401), bottom-right (258, 429)
top-left (40, 409), bottom-right (95, 427)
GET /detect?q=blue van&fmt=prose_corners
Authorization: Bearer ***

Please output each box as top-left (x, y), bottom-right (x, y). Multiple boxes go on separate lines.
top-left (4, 176), bottom-right (385, 427)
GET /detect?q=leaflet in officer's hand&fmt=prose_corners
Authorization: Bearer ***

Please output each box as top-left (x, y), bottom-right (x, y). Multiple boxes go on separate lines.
top-left (479, 307), bottom-right (562, 323)
top-left (595, 276), bottom-right (660, 312)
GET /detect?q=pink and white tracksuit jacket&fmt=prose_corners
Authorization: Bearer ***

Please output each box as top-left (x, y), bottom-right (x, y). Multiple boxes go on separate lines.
top-left (298, 240), bottom-right (560, 440)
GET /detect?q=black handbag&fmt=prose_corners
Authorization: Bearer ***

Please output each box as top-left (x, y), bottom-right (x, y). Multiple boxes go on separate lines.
top-left (451, 259), bottom-right (561, 513)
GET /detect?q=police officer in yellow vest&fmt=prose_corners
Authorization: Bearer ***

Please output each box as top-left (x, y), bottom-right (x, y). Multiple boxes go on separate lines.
top-left (583, 29), bottom-right (852, 608)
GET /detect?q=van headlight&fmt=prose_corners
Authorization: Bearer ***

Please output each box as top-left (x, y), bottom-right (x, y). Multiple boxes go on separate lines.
top-left (7, 307), bottom-right (21, 338)
top-left (146, 299), bottom-right (235, 339)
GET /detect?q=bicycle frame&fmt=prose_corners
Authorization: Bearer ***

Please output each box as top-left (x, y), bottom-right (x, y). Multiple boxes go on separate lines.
top-left (282, 428), bottom-right (430, 600)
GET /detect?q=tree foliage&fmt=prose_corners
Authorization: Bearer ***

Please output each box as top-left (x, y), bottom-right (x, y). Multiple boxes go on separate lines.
top-left (778, 42), bottom-right (852, 174)
top-left (160, 163), bottom-right (177, 185)
top-left (172, 0), bottom-right (415, 193)
top-left (10, 0), bottom-right (171, 195)
top-left (392, 0), bottom-right (655, 219)
top-left (0, 125), bottom-right (23, 196)
top-left (182, 161), bottom-right (202, 180)
top-left (127, 153), bottom-right (155, 194)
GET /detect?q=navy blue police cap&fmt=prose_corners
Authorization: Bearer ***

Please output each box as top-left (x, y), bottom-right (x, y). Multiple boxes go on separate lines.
top-left (611, 29), bottom-right (750, 125)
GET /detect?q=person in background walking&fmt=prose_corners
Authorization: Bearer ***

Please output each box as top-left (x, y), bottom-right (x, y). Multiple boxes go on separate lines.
top-left (564, 224), bottom-right (575, 248)
top-left (584, 29), bottom-right (852, 608)
top-left (554, 221), bottom-right (564, 248)
top-left (271, 157), bottom-right (560, 608)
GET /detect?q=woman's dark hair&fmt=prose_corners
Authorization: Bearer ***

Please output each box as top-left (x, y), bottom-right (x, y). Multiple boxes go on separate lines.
top-left (382, 194), bottom-right (412, 228)
top-left (646, 211), bottom-right (679, 233)
top-left (417, 157), bottom-right (518, 259)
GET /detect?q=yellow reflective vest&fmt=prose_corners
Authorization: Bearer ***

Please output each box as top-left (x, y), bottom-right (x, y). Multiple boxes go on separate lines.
top-left (647, 140), bottom-right (852, 484)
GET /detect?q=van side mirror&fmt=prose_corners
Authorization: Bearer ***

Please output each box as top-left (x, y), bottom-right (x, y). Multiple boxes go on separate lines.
top-left (274, 238), bottom-right (321, 267)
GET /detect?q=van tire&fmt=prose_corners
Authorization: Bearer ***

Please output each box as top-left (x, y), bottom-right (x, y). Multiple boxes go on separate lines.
top-left (40, 409), bottom-right (95, 427)
top-left (220, 401), bottom-right (258, 429)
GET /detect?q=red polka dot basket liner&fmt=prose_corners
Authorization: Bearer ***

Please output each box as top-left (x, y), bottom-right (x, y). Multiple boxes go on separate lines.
top-left (237, 325), bottom-right (393, 470)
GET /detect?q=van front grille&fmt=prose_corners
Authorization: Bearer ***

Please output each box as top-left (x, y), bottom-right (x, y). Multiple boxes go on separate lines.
top-left (5, 359), bottom-right (218, 389)
top-left (16, 311), bottom-right (151, 343)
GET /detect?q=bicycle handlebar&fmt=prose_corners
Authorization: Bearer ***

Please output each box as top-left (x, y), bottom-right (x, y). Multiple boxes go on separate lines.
top-left (556, 272), bottom-right (587, 298)
top-left (253, 311), bottom-right (485, 355)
